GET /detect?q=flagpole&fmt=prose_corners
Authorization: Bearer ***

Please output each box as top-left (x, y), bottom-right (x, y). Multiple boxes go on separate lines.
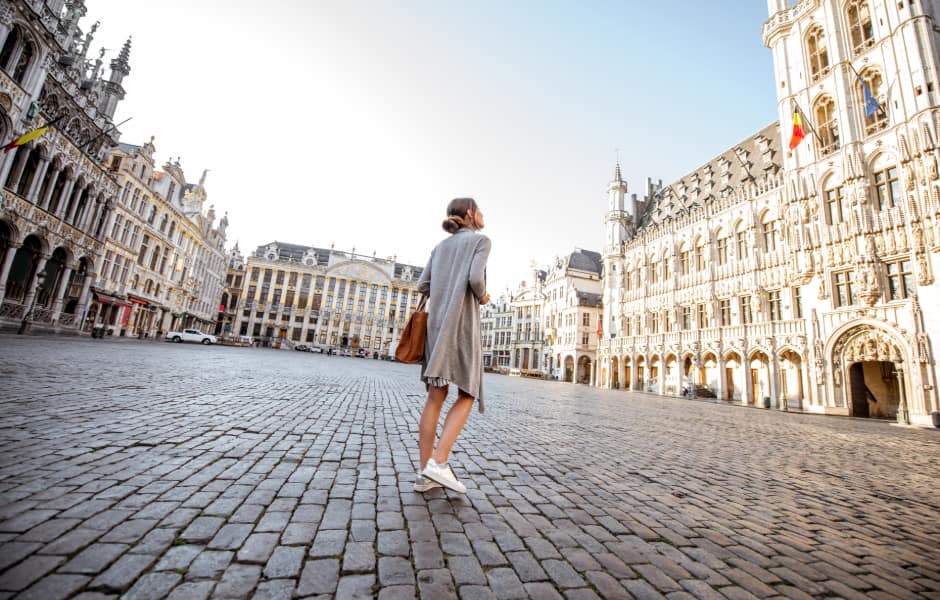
top-left (77, 116), bottom-right (133, 152)
top-left (846, 62), bottom-right (887, 117)
top-left (791, 99), bottom-right (823, 145)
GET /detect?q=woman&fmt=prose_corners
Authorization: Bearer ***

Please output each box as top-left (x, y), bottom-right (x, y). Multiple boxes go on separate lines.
top-left (413, 197), bottom-right (491, 493)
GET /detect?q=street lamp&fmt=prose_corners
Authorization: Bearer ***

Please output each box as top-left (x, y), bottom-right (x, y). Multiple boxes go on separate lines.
top-left (18, 270), bottom-right (46, 335)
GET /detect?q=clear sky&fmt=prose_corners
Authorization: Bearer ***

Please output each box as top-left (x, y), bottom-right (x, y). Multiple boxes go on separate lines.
top-left (82, 1), bottom-right (778, 295)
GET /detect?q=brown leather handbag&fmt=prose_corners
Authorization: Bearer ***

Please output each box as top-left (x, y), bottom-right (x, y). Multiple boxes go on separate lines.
top-left (395, 296), bottom-right (428, 363)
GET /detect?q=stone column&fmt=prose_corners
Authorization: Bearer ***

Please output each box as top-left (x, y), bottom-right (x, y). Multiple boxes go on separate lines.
top-left (742, 359), bottom-right (753, 406)
top-left (66, 186), bottom-right (85, 224)
top-left (895, 361), bottom-right (910, 425)
top-left (717, 354), bottom-right (726, 401)
top-left (0, 242), bottom-right (21, 302)
top-left (74, 272), bottom-right (93, 322)
top-left (54, 177), bottom-right (76, 219)
top-left (4, 149), bottom-right (28, 193)
top-left (50, 265), bottom-right (74, 320)
top-left (38, 168), bottom-right (59, 211)
top-left (770, 355), bottom-right (782, 410)
top-left (26, 157), bottom-right (50, 202)
top-left (21, 254), bottom-right (49, 310)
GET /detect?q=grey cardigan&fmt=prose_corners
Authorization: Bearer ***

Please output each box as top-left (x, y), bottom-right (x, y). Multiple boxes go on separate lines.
top-left (415, 228), bottom-right (491, 412)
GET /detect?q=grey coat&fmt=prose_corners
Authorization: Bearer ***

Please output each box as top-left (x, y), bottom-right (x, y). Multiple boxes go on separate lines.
top-left (415, 228), bottom-right (491, 412)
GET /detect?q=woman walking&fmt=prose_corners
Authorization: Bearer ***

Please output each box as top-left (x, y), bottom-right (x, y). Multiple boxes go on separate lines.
top-left (413, 197), bottom-right (491, 493)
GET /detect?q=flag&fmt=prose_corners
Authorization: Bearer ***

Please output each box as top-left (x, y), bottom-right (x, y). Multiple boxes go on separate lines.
top-left (596, 316), bottom-right (602, 337)
top-left (788, 111), bottom-right (805, 150)
top-left (2, 125), bottom-right (49, 153)
top-left (857, 75), bottom-right (881, 118)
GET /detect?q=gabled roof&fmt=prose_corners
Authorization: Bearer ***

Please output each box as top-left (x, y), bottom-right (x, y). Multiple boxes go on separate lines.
top-left (567, 249), bottom-right (602, 274)
top-left (638, 121), bottom-right (782, 229)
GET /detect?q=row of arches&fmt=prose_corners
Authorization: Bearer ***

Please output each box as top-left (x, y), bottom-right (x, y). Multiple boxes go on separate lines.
top-left (3, 142), bottom-right (111, 238)
top-left (603, 349), bottom-right (807, 410)
top-left (0, 220), bottom-right (94, 327)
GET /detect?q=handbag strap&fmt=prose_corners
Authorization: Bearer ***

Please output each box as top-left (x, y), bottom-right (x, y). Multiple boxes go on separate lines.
top-left (416, 295), bottom-right (428, 312)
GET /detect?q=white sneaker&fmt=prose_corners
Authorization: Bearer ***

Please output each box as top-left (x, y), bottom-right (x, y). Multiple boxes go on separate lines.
top-left (421, 458), bottom-right (467, 493)
top-left (414, 471), bottom-right (442, 493)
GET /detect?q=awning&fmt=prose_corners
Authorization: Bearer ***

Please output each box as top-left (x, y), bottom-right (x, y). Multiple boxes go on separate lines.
top-left (127, 295), bottom-right (148, 306)
top-left (93, 291), bottom-right (131, 308)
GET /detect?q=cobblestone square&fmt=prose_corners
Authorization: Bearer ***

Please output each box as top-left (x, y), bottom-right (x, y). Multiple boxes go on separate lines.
top-left (1, 335), bottom-right (938, 599)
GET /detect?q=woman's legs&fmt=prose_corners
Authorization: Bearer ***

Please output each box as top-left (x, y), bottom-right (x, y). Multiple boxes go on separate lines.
top-left (419, 385), bottom-right (448, 471)
top-left (432, 390), bottom-right (474, 466)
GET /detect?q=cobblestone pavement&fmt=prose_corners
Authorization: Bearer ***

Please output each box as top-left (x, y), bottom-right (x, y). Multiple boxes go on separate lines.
top-left (1, 336), bottom-right (939, 600)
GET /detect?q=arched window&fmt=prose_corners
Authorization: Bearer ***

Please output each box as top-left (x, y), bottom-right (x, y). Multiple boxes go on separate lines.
top-left (806, 26), bottom-right (829, 82)
top-left (824, 180), bottom-right (848, 224)
top-left (735, 222), bottom-right (749, 259)
top-left (873, 164), bottom-right (899, 210)
top-left (857, 68), bottom-right (886, 135)
top-left (694, 237), bottom-right (706, 271)
top-left (0, 26), bottom-right (20, 72)
top-left (814, 96), bottom-right (839, 156)
top-left (12, 40), bottom-right (33, 84)
top-left (846, 0), bottom-right (874, 55)
top-left (762, 217), bottom-right (779, 252)
top-left (716, 230), bottom-right (730, 266)
top-left (679, 244), bottom-right (691, 275)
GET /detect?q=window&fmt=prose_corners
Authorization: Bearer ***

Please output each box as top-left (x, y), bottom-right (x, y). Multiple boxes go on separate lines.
top-left (792, 287), bottom-right (803, 318)
top-left (650, 312), bottom-right (659, 334)
top-left (833, 270), bottom-right (857, 307)
top-left (857, 69), bottom-right (886, 134)
top-left (806, 25), bottom-right (829, 82)
top-left (582, 313), bottom-right (589, 326)
top-left (768, 290), bottom-right (782, 321)
top-left (662, 256), bottom-right (670, 279)
top-left (581, 333), bottom-right (589, 345)
top-left (762, 220), bottom-right (778, 252)
top-left (885, 259), bottom-right (913, 300)
top-left (624, 269), bottom-right (632, 290)
top-left (740, 296), bottom-right (753, 324)
top-left (736, 230), bottom-right (749, 259)
top-left (696, 303), bottom-right (707, 329)
top-left (681, 306), bottom-right (691, 330)
top-left (679, 249), bottom-right (690, 275)
top-left (825, 184), bottom-right (847, 224)
top-left (719, 299), bottom-right (731, 327)
top-left (873, 166), bottom-right (899, 210)
top-left (716, 236), bottom-right (729, 265)
top-left (650, 259), bottom-right (659, 283)
top-left (846, 0), bottom-right (874, 56)
top-left (814, 96), bottom-right (839, 156)
top-left (138, 235), bottom-right (150, 265)
top-left (695, 241), bottom-right (706, 270)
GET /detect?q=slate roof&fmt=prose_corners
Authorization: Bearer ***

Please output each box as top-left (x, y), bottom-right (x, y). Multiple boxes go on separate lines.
top-left (254, 241), bottom-right (423, 278)
top-left (637, 121), bottom-right (782, 229)
top-left (576, 291), bottom-right (602, 307)
top-left (567, 249), bottom-right (602, 274)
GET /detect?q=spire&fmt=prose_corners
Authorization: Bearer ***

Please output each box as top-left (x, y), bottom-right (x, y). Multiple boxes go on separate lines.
top-left (614, 161), bottom-right (623, 184)
top-left (110, 37), bottom-right (132, 78)
top-left (199, 169), bottom-right (209, 186)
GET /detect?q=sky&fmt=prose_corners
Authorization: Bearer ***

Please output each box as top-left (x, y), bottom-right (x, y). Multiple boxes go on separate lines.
top-left (82, 0), bottom-right (779, 296)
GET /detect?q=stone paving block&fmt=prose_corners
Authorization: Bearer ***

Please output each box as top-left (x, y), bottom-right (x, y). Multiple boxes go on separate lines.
top-left (89, 553), bottom-right (157, 592)
top-left (180, 516), bottom-right (224, 543)
top-left (378, 584), bottom-right (416, 600)
top-left (0, 541), bottom-right (42, 571)
top-left (0, 509), bottom-right (58, 533)
top-left (342, 540), bottom-right (376, 574)
top-left (417, 568), bottom-right (457, 599)
top-left (251, 579), bottom-right (295, 600)
top-left (122, 572), bottom-right (181, 600)
top-left (523, 582), bottom-right (565, 600)
top-left (486, 567), bottom-right (527, 599)
top-left (297, 558), bottom-right (340, 596)
top-left (14, 573), bottom-right (90, 600)
top-left (129, 527), bottom-right (177, 555)
top-left (309, 529), bottom-right (346, 558)
top-left (165, 580), bottom-right (215, 600)
top-left (185, 549), bottom-right (233, 580)
top-left (60, 542), bottom-right (129, 574)
top-left (448, 555), bottom-right (487, 586)
top-left (0, 555), bottom-right (64, 592)
top-left (154, 544), bottom-right (202, 571)
top-left (542, 559), bottom-right (586, 589)
top-left (212, 562), bottom-right (261, 599)
top-left (264, 545), bottom-right (306, 578)
top-left (460, 585), bottom-right (498, 600)
top-left (378, 556), bottom-right (414, 586)
top-left (207, 523), bottom-right (253, 550)
top-left (18, 517), bottom-right (81, 542)
top-left (100, 518), bottom-right (158, 544)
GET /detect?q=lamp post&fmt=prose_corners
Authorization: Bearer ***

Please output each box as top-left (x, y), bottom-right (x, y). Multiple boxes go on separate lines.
top-left (18, 270), bottom-right (46, 335)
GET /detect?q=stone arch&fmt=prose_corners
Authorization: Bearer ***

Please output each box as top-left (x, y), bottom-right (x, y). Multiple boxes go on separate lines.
top-left (563, 355), bottom-right (574, 383)
top-left (829, 321), bottom-right (909, 419)
top-left (777, 347), bottom-right (806, 410)
top-left (576, 355), bottom-right (592, 385)
top-left (723, 349), bottom-right (744, 402)
top-left (621, 355), bottom-right (631, 390)
top-left (634, 355), bottom-right (646, 392)
top-left (610, 356), bottom-right (619, 389)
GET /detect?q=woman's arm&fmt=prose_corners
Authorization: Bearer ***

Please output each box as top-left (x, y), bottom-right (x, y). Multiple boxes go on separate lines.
top-left (469, 236), bottom-right (491, 301)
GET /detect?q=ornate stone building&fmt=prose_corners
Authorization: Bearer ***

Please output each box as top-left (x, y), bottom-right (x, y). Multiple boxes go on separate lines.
top-left (216, 242), bottom-right (245, 337)
top-left (542, 249), bottom-right (603, 383)
top-left (508, 268), bottom-right (546, 373)
top-left (232, 242), bottom-right (424, 354)
top-left (0, 0), bottom-right (129, 333)
top-left (598, 0), bottom-right (940, 426)
top-left (88, 139), bottom-right (228, 337)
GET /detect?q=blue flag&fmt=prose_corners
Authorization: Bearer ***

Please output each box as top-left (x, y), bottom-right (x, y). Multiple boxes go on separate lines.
top-left (858, 75), bottom-right (882, 118)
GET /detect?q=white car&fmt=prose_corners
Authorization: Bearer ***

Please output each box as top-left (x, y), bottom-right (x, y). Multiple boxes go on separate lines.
top-left (165, 329), bottom-right (218, 345)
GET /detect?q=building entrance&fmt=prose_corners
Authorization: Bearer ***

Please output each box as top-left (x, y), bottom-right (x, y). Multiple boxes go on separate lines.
top-left (847, 361), bottom-right (899, 419)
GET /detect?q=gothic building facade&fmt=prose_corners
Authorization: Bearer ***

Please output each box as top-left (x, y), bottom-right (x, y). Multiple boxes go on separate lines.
top-left (0, 0), bottom-right (129, 333)
top-left (598, 0), bottom-right (940, 426)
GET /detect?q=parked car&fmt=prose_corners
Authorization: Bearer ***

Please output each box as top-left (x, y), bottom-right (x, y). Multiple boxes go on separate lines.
top-left (682, 384), bottom-right (716, 398)
top-left (355, 348), bottom-right (367, 358)
top-left (294, 345), bottom-right (309, 352)
top-left (341, 349), bottom-right (352, 357)
top-left (165, 329), bottom-right (217, 345)
top-left (308, 346), bottom-right (324, 354)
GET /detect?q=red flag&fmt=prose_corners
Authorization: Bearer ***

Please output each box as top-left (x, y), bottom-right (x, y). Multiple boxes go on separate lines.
top-left (788, 111), bottom-right (805, 150)
top-left (596, 317), bottom-right (602, 337)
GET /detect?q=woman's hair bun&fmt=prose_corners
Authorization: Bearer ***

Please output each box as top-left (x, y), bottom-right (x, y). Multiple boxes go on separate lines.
top-left (442, 216), bottom-right (463, 233)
